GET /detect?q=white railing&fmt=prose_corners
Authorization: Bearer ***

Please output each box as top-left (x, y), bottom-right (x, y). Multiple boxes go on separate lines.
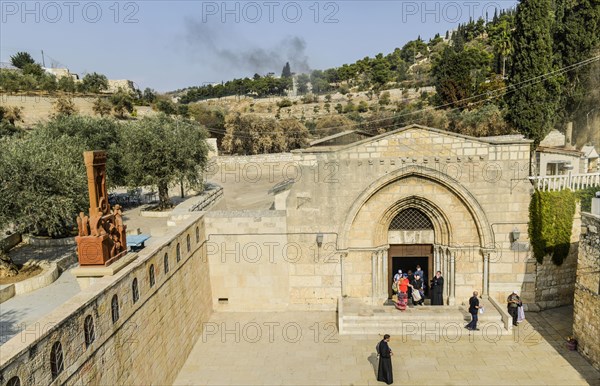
top-left (529, 172), bottom-right (600, 191)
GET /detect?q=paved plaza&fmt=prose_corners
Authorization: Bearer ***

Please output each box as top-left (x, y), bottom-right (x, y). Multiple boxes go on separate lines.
top-left (175, 306), bottom-right (600, 385)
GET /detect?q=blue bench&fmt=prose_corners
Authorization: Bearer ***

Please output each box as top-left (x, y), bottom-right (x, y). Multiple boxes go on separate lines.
top-left (127, 235), bottom-right (151, 252)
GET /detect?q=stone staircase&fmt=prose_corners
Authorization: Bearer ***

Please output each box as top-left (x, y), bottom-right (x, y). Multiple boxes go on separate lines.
top-left (338, 298), bottom-right (512, 338)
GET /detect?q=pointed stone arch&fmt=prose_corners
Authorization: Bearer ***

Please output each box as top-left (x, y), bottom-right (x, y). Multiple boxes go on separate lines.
top-left (373, 195), bottom-right (453, 247)
top-left (338, 165), bottom-right (493, 250)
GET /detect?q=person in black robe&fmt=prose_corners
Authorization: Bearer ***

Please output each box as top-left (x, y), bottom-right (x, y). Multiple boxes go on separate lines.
top-left (431, 271), bottom-right (444, 305)
top-left (376, 334), bottom-right (393, 384)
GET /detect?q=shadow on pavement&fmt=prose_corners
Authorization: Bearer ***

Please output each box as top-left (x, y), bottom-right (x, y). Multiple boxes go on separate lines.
top-left (525, 306), bottom-right (600, 385)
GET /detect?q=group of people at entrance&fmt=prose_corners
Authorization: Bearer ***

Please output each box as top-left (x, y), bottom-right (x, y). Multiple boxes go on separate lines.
top-left (391, 266), bottom-right (444, 308)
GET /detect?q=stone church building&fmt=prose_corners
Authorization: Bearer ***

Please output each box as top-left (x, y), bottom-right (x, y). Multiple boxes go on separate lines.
top-left (206, 124), bottom-right (541, 311)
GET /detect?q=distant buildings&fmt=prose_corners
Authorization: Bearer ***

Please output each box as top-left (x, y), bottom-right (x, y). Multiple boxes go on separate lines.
top-left (535, 128), bottom-right (599, 176)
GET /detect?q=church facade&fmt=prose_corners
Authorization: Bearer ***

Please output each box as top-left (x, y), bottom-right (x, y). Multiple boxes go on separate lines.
top-left (206, 124), bottom-right (542, 310)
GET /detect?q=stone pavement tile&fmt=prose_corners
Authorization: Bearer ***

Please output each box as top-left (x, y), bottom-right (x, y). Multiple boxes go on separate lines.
top-left (174, 307), bottom-right (600, 385)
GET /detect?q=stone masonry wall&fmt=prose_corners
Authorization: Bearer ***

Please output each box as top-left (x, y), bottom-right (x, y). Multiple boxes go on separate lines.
top-left (204, 211), bottom-right (342, 311)
top-left (0, 214), bottom-right (213, 386)
top-left (532, 205), bottom-right (581, 310)
top-left (204, 211), bottom-right (291, 311)
top-left (573, 213), bottom-right (600, 371)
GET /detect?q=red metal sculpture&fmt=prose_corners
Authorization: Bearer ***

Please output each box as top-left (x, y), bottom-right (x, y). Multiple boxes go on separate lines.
top-left (75, 151), bottom-right (127, 266)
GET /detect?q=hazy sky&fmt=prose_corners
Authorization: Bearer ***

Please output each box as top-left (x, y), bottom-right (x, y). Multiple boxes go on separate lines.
top-left (1, 0), bottom-right (518, 92)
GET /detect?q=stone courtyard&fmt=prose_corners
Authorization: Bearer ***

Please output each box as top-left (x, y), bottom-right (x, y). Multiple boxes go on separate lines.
top-left (175, 306), bottom-right (600, 385)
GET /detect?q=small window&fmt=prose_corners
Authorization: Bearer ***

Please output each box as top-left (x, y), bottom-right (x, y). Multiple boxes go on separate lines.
top-left (132, 278), bottom-right (139, 303)
top-left (6, 376), bottom-right (21, 386)
top-left (84, 315), bottom-right (95, 347)
top-left (111, 295), bottom-right (119, 323)
top-left (50, 341), bottom-right (64, 379)
top-left (187, 234), bottom-right (191, 253)
top-left (149, 264), bottom-right (155, 287)
top-left (176, 243), bottom-right (181, 262)
top-left (164, 253), bottom-right (169, 274)
top-left (195, 226), bottom-right (200, 243)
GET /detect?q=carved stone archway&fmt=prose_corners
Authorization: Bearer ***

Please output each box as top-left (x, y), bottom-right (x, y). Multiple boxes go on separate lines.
top-left (339, 165), bottom-right (495, 305)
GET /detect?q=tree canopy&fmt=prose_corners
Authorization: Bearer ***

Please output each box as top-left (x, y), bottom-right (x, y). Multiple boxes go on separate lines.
top-left (10, 52), bottom-right (35, 69)
top-left (506, 0), bottom-right (560, 146)
top-left (0, 128), bottom-right (87, 237)
top-left (121, 114), bottom-right (210, 209)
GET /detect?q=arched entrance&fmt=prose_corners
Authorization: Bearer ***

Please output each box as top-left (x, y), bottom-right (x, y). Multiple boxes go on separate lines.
top-left (387, 208), bottom-right (434, 298)
top-left (339, 166), bottom-right (495, 305)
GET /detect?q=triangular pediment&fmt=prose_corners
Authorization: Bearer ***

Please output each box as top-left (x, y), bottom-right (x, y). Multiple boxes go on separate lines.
top-left (300, 124), bottom-right (530, 159)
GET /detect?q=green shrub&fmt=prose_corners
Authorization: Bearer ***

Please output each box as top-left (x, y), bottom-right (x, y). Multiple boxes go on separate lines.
top-left (528, 190), bottom-right (576, 265)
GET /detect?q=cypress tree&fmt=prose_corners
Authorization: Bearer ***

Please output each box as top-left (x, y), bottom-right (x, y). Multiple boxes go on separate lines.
top-left (506, 0), bottom-right (560, 146)
top-left (281, 62), bottom-right (292, 78)
top-left (554, 0), bottom-right (600, 125)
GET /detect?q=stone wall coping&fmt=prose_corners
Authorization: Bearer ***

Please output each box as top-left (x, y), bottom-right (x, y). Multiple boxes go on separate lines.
top-left (23, 234), bottom-right (76, 247)
top-left (486, 295), bottom-right (512, 331)
top-left (0, 212), bottom-right (205, 365)
top-left (582, 212), bottom-right (600, 221)
top-left (140, 209), bottom-right (173, 218)
top-left (205, 210), bottom-right (287, 218)
top-left (213, 153), bottom-right (295, 163)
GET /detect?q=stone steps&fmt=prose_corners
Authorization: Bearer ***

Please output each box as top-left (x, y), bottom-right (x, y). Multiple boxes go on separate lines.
top-left (340, 319), bottom-right (511, 337)
top-left (338, 298), bottom-right (512, 337)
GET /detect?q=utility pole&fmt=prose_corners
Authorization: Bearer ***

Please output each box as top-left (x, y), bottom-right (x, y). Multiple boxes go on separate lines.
top-left (41, 50), bottom-right (46, 67)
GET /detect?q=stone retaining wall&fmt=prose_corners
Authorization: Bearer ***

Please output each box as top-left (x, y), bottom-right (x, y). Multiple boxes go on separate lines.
top-left (23, 235), bottom-right (76, 247)
top-left (532, 205), bottom-right (581, 310)
top-left (212, 153), bottom-right (295, 164)
top-left (0, 214), bottom-right (213, 385)
top-left (573, 212), bottom-right (600, 371)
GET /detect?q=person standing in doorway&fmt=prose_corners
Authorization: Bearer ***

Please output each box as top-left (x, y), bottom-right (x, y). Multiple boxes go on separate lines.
top-left (415, 264), bottom-right (426, 295)
top-left (465, 291), bottom-right (482, 331)
top-left (415, 265), bottom-right (424, 281)
top-left (406, 270), bottom-right (414, 300)
top-left (411, 273), bottom-right (425, 306)
top-left (393, 270), bottom-right (402, 282)
top-left (376, 334), bottom-right (393, 384)
top-left (431, 271), bottom-right (444, 305)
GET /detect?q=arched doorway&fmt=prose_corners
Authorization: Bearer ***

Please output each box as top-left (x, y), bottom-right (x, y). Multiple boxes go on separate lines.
top-left (339, 166), bottom-right (495, 305)
top-left (387, 208), bottom-right (434, 298)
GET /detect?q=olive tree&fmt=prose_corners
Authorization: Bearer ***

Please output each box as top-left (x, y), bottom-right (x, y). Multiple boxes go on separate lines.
top-left (121, 114), bottom-right (210, 209)
top-left (0, 129), bottom-right (87, 237)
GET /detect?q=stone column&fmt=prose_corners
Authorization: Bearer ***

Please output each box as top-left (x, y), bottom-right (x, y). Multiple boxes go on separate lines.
top-left (377, 249), bottom-right (387, 298)
top-left (340, 252), bottom-right (347, 297)
top-left (381, 248), bottom-right (389, 298)
top-left (482, 251), bottom-right (490, 296)
top-left (371, 251), bottom-right (377, 300)
top-left (444, 248), bottom-right (450, 304)
top-left (449, 250), bottom-right (456, 305)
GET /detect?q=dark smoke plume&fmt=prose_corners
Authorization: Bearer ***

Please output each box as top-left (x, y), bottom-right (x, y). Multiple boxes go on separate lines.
top-left (184, 17), bottom-right (311, 75)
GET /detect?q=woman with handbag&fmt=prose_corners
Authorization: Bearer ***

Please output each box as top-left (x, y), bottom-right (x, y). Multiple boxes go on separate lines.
top-left (411, 273), bottom-right (425, 306)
